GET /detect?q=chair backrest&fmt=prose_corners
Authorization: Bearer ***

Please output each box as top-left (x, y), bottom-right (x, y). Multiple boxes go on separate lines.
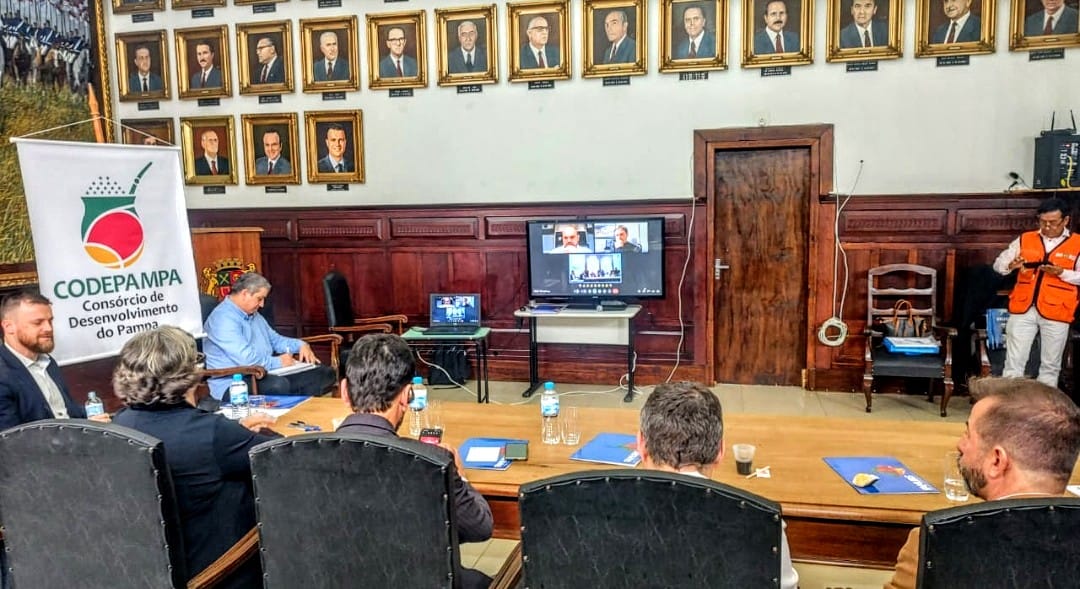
top-left (917, 497), bottom-right (1080, 588)
top-left (0, 420), bottom-right (187, 588)
top-left (250, 432), bottom-right (462, 589)
top-left (322, 270), bottom-right (355, 328)
top-left (519, 469), bottom-right (784, 589)
top-left (868, 264), bottom-right (938, 326)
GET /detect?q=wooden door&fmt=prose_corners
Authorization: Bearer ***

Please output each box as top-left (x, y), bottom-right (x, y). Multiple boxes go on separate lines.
top-left (713, 148), bottom-right (810, 385)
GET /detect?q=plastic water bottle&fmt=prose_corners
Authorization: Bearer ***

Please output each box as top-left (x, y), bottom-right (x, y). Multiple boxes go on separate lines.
top-left (85, 391), bottom-right (104, 418)
top-left (409, 376), bottom-right (428, 436)
top-left (541, 381), bottom-right (560, 444)
top-left (229, 374), bottom-right (249, 420)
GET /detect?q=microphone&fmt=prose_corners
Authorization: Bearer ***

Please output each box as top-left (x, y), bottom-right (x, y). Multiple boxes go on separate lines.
top-left (1006, 171), bottom-right (1029, 192)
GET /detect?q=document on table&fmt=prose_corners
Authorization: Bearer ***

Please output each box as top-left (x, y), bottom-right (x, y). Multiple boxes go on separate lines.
top-left (269, 362), bottom-right (318, 377)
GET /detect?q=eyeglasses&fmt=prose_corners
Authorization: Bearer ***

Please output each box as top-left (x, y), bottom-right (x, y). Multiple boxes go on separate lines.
top-left (528, 26), bottom-right (549, 31)
top-left (1039, 217), bottom-right (1067, 227)
top-left (387, 37), bottom-right (406, 43)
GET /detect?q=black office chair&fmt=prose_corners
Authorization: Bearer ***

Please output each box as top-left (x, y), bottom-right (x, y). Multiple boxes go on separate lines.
top-left (917, 497), bottom-right (1080, 588)
top-left (250, 432), bottom-right (521, 589)
top-left (0, 420), bottom-right (257, 588)
top-left (519, 469), bottom-right (783, 588)
top-left (322, 270), bottom-right (407, 372)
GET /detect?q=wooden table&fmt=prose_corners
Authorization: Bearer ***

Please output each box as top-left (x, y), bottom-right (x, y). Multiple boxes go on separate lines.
top-left (272, 398), bottom-right (1080, 568)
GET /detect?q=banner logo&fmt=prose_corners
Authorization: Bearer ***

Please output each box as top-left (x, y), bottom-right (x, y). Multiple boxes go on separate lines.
top-left (81, 163), bottom-right (151, 270)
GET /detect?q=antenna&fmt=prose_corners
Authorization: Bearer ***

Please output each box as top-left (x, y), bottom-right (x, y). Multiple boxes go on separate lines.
top-left (1071, 110), bottom-right (1077, 132)
top-left (1051, 111), bottom-right (1057, 131)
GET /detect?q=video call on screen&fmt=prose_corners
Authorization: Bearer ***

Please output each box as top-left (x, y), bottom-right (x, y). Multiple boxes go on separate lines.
top-left (432, 295), bottom-right (479, 324)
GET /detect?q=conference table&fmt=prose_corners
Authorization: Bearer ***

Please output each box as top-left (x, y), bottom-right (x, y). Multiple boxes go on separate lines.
top-left (272, 398), bottom-right (1080, 568)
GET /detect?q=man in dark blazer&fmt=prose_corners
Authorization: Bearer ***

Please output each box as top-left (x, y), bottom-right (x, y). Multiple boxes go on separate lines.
top-left (189, 41), bottom-right (222, 88)
top-left (1024, 0), bottom-right (1079, 36)
top-left (839, 0), bottom-right (888, 48)
top-left (313, 30), bottom-right (350, 82)
top-left (378, 27), bottom-right (418, 78)
top-left (931, 0), bottom-right (981, 43)
top-left (127, 45), bottom-right (164, 94)
top-left (193, 129), bottom-right (230, 176)
top-left (673, 4), bottom-right (716, 59)
top-left (254, 130), bottom-right (292, 176)
top-left (0, 291), bottom-right (100, 430)
top-left (753, 0), bottom-right (801, 54)
top-left (520, 14), bottom-right (560, 69)
top-left (253, 36), bottom-right (285, 84)
top-left (316, 124), bottom-right (353, 173)
top-left (336, 334), bottom-right (494, 589)
top-left (447, 20), bottom-right (487, 74)
top-left (600, 9), bottom-right (636, 64)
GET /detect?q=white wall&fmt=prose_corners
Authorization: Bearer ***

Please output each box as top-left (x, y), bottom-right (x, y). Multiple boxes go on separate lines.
top-left (107, 0), bottom-right (1080, 208)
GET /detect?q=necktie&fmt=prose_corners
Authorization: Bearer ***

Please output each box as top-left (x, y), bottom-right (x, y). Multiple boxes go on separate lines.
top-left (609, 43), bottom-right (617, 62)
top-left (537, 50), bottom-right (546, 68)
top-left (465, 53), bottom-right (473, 71)
top-left (775, 32), bottom-right (784, 53)
top-left (260, 64), bottom-right (268, 83)
top-left (210, 160), bottom-right (218, 175)
top-left (267, 160), bottom-right (274, 174)
top-left (1044, 16), bottom-right (1054, 35)
top-left (335, 163), bottom-right (343, 173)
top-left (945, 21), bottom-right (957, 43)
top-left (395, 59), bottom-right (403, 76)
top-left (689, 41), bottom-right (697, 58)
top-left (200, 71), bottom-right (207, 87)
top-left (141, 77), bottom-right (148, 92)
top-left (327, 61), bottom-right (334, 78)
top-left (863, 30), bottom-right (871, 47)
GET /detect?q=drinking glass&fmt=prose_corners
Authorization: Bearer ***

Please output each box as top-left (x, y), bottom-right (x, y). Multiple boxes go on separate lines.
top-left (944, 451), bottom-right (970, 502)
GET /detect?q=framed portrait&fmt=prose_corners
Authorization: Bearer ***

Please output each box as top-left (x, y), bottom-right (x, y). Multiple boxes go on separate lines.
top-left (116, 30), bottom-right (171, 102)
top-left (582, 0), bottom-right (647, 77)
top-left (180, 116), bottom-right (238, 186)
top-left (827, 0), bottom-right (903, 62)
top-left (507, 1), bottom-right (572, 82)
top-left (366, 10), bottom-right (428, 90)
top-left (915, 0), bottom-right (996, 57)
top-left (300, 16), bottom-right (361, 93)
top-left (305, 110), bottom-right (364, 184)
top-left (121, 118), bottom-right (175, 146)
top-left (112, 0), bottom-right (163, 14)
top-left (435, 4), bottom-right (499, 86)
top-left (741, 0), bottom-right (814, 67)
top-left (1009, 0), bottom-right (1080, 51)
top-left (237, 21), bottom-right (294, 95)
top-left (241, 113), bottom-right (301, 186)
top-left (175, 25), bottom-right (232, 99)
top-left (659, 0), bottom-right (728, 72)
top-left (172, 0), bottom-right (223, 9)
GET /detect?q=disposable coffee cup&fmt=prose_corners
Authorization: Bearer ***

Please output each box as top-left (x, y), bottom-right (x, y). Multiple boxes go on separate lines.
top-left (733, 444), bottom-right (756, 475)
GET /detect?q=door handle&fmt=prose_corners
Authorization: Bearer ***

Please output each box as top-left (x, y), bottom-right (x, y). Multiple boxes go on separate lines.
top-left (714, 258), bottom-right (730, 279)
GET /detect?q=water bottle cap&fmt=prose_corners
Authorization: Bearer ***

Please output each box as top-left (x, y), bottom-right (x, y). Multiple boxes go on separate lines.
top-left (232, 374), bottom-right (243, 380)
top-left (412, 376), bottom-right (423, 385)
top-left (544, 381), bottom-right (554, 389)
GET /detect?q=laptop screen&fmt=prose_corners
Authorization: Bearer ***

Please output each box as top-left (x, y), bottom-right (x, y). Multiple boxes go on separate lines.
top-left (429, 294), bottom-right (481, 326)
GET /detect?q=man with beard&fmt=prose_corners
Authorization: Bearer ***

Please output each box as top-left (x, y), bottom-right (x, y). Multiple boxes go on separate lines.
top-left (884, 377), bottom-right (1080, 589)
top-left (0, 290), bottom-right (109, 429)
top-left (336, 334), bottom-right (494, 589)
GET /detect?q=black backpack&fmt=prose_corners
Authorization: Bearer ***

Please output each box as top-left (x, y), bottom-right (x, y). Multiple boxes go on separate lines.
top-left (429, 346), bottom-right (470, 385)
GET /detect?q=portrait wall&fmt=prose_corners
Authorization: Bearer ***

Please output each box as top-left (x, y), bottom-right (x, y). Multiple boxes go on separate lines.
top-left (180, 116), bottom-right (238, 186)
top-left (826, 0), bottom-right (903, 62)
top-left (366, 11), bottom-right (428, 90)
top-left (115, 30), bottom-right (170, 101)
top-left (242, 113), bottom-right (301, 186)
top-left (300, 16), bottom-right (361, 93)
top-left (121, 118), bottom-right (175, 146)
top-left (1009, 0), bottom-right (1080, 50)
top-left (305, 110), bottom-right (365, 184)
top-left (507, 1), bottom-right (572, 82)
top-left (741, 0), bottom-right (814, 67)
top-left (435, 5), bottom-right (499, 86)
top-left (915, 0), bottom-right (996, 57)
top-left (583, 0), bottom-right (647, 77)
top-left (659, 0), bottom-right (728, 72)
top-left (237, 21), bottom-right (294, 95)
top-left (175, 25), bottom-right (232, 99)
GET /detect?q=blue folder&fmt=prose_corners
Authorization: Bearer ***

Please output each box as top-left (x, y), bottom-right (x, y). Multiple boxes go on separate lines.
top-left (458, 437), bottom-right (527, 470)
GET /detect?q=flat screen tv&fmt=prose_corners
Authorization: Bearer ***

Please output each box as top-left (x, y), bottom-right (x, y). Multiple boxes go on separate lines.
top-left (526, 218), bottom-right (665, 302)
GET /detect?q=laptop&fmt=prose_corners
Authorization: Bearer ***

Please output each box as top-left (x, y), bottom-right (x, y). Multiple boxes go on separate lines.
top-left (426, 293), bottom-right (481, 335)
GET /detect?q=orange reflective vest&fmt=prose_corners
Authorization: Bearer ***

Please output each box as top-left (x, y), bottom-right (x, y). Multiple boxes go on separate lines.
top-left (1009, 230), bottom-right (1080, 323)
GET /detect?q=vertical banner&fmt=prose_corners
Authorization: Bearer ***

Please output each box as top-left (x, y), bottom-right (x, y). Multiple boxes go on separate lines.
top-left (11, 138), bottom-right (201, 365)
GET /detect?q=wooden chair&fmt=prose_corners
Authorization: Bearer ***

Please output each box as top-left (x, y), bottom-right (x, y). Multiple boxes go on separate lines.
top-left (0, 420), bottom-right (258, 588)
top-left (863, 264), bottom-right (957, 416)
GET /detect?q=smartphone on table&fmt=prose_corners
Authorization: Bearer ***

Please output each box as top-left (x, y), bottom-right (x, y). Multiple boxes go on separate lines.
top-left (419, 428), bottom-right (443, 445)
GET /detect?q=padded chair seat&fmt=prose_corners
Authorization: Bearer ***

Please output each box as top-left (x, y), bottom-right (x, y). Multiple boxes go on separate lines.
top-left (871, 346), bottom-right (947, 379)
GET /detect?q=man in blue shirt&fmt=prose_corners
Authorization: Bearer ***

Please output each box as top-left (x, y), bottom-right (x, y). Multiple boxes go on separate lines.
top-left (203, 272), bottom-right (336, 399)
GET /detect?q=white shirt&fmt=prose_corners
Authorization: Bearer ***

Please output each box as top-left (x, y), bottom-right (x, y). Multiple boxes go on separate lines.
top-left (460, 49), bottom-right (475, 64)
top-left (765, 29), bottom-right (789, 51)
top-left (687, 31), bottom-right (705, 54)
top-left (5, 342), bottom-right (69, 419)
top-left (1042, 8), bottom-right (1062, 31)
top-left (945, 12), bottom-right (972, 40)
top-left (854, 23), bottom-right (874, 46)
top-left (530, 45), bottom-right (548, 66)
top-left (993, 229), bottom-right (1080, 285)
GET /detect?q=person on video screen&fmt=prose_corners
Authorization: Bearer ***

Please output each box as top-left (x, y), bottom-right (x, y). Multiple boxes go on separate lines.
top-left (612, 225), bottom-right (642, 253)
top-left (546, 223), bottom-right (592, 253)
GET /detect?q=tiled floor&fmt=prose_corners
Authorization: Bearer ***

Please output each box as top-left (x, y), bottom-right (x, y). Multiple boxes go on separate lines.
top-left (435, 379), bottom-right (971, 587)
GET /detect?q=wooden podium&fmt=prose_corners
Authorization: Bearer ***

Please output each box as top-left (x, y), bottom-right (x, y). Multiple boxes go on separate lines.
top-left (191, 227), bottom-right (263, 299)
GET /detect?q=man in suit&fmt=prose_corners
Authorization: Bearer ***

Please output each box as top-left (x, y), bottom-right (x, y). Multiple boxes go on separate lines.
top-left (673, 4), bottom-right (716, 59)
top-left (254, 129), bottom-right (291, 175)
top-left (127, 45), bottom-right (163, 94)
top-left (313, 30), bottom-right (349, 82)
top-left (447, 20), bottom-right (487, 74)
top-left (336, 334), bottom-right (494, 589)
top-left (601, 9), bottom-right (636, 64)
top-left (519, 14), bottom-right (560, 69)
top-left (193, 129), bottom-right (230, 176)
top-left (189, 41), bottom-right (222, 89)
top-left (253, 36), bottom-right (284, 84)
top-left (316, 124), bottom-right (353, 173)
top-left (1024, 0), bottom-right (1079, 36)
top-left (753, 0), bottom-right (801, 54)
top-left (839, 0), bottom-right (888, 48)
top-left (931, 0), bottom-right (981, 44)
top-left (378, 27), bottom-right (418, 78)
top-left (0, 290), bottom-right (108, 430)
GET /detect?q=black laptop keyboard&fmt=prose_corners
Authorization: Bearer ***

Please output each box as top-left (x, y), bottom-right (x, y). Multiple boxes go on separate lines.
top-left (425, 325), bottom-right (479, 335)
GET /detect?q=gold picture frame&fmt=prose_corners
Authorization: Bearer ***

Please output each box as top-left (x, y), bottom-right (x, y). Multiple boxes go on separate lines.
top-left (242, 113), bottom-right (301, 186)
top-left (1009, 0), bottom-right (1080, 51)
top-left (367, 10), bottom-right (428, 90)
top-left (234, 0), bottom-right (285, 6)
top-left (583, 0), bottom-right (647, 77)
top-left (826, 0), bottom-right (903, 62)
top-left (741, 0), bottom-right (814, 68)
top-left (305, 110), bottom-right (365, 184)
top-left (300, 16), bottom-right (361, 93)
top-left (659, 0), bottom-right (728, 72)
top-left (111, 0), bottom-right (163, 14)
top-left (180, 116), bottom-right (238, 186)
top-left (121, 118), bottom-right (175, 146)
top-left (508, 0), bottom-right (572, 82)
top-left (171, 0), bottom-right (223, 10)
top-left (116, 30), bottom-right (171, 101)
top-left (237, 21), bottom-right (294, 96)
top-left (175, 25), bottom-right (232, 99)
top-left (435, 4), bottom-right (499, 86)
top-left (915, 0), bottom-right (996, 57)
